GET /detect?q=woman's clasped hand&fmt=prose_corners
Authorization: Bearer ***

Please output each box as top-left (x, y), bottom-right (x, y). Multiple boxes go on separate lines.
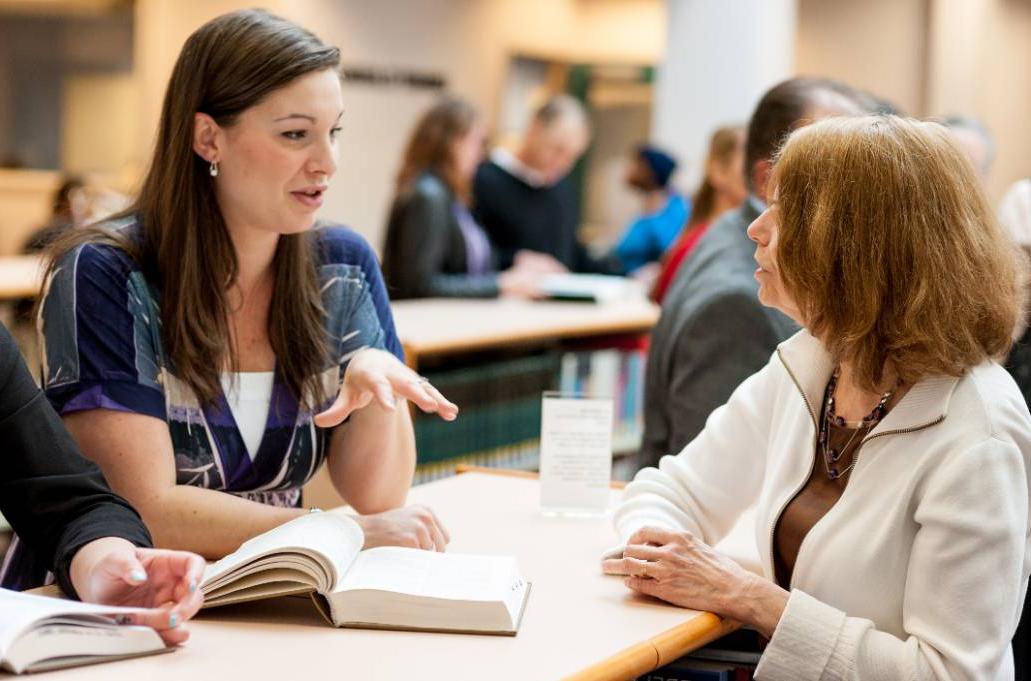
top-left (601, 527), bottom-right (786, 636)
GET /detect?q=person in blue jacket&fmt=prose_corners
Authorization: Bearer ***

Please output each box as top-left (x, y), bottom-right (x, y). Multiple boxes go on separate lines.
top-left (612, 145), bottom-right (690, 274)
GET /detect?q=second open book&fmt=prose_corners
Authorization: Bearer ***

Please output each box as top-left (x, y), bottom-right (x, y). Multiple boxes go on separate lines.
top-left (201, 512), bottom-right (530, 636)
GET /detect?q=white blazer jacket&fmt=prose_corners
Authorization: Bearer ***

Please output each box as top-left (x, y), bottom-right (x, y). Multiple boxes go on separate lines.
top-left (615, 331), bottom-right (1031, 680)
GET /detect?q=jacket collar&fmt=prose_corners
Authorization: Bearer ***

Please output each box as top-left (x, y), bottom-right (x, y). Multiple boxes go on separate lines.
top-left (775, 330), bottom-right (959, 437)
top-left (490, 148), bottom-right (550, 188)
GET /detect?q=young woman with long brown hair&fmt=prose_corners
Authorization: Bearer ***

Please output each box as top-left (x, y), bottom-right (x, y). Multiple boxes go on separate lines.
top-left (1, 9), bottom-right (456, 591)
top-left (381, 96), bottom-right (561, 299)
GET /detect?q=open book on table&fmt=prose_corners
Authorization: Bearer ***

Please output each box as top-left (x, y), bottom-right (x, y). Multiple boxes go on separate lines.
top-left (201, 512), bottom-right (530, 636)
top-left (0, 588), bottom-right (171, 674)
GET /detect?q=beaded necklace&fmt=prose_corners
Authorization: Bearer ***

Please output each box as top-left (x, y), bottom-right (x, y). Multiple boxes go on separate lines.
top-left (819, 367), bottom-right (895, 480)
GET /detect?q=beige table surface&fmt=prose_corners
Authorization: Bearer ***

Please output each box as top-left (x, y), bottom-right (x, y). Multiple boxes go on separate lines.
top-left (29, 472), bottom-right (756, 681)
top-left (0, 255), bottom-right (43, 302)
top-left (392, 297), bottom-right (660, 368)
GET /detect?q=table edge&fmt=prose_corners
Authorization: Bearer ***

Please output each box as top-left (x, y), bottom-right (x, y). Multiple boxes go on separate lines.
top-left (401, 319), bottom-right (655, 358)
top-left (454, 467), bottom-right (738, 680)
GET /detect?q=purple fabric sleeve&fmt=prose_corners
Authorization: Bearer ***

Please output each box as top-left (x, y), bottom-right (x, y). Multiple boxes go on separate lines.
top-left (58, 384), bottom-right (135, 415)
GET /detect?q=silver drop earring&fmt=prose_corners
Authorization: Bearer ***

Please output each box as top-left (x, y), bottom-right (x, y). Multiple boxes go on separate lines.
top-left (209, 160), bottom-right (219, 177)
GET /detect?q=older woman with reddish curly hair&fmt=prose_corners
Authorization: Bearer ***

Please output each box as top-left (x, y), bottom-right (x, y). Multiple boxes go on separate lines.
top-left (604, 115), bottom-right (1030, 680)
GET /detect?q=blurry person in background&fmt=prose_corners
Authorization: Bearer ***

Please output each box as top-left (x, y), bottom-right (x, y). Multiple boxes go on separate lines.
top-left (22, 175), bottom-right (131, 254)
top-left (474, 95), bottom-right (620, 274)
top-left (651, 125), bottom-right (746, 303)
top-left (1001, 177), bottom-right (1031, 260)
top-left (381, 96), bottom-right (561, 300)
top-left (998, 176), bottom-right (1031, 402)
top-left (944, 114), bottom-right (995, 182)
top-left (611, 144), bottom-right (689, 276)
top-left (22, 176), bottom-right (88, 253)
top-left (18, 176), bottom-right (124, 324)
top-left (639, 77), bottom-right (863, 470)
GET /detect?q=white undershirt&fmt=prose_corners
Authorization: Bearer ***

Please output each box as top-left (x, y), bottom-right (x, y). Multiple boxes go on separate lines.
top-left (220, 372), bottom-right (275, 460)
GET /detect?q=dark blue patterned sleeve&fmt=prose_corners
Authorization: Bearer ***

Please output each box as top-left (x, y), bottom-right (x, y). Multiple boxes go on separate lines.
top-left (315, 226), bottom-right (404, 362)
top-left (40, 243), bottom-right (167, 420)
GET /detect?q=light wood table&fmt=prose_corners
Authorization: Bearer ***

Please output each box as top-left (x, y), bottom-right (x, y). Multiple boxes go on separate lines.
top-left (39, 471), bottom-right (756, 681)
top-left (392, 297), bottom-right (660, 370)
top-left (0, 255), bottom-right (43, 302)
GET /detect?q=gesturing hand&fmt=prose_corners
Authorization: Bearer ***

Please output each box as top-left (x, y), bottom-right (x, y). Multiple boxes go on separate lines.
top-left (70, 538), bottom-right (206, 646)
top-left (513, 250), bottom-right (567, 274)
top-left (313, 348), bottom-right (458, 428)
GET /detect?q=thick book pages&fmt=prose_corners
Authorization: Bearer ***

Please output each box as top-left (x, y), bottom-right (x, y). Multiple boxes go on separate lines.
top-left (203, 511), bottom-right (362, 607)
top-left (0, 589), bottom-right (169, 674)
top-left (201, 512), bottom-right (531, 635)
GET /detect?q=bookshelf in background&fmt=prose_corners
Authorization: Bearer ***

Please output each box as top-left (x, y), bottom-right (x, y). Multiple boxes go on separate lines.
top-left (412, 338), bottom-right (648, 485)
top-left (391, 297), bottom-right (660, 485)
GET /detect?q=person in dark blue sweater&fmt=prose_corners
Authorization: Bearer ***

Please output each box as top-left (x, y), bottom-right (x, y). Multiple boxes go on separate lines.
top-left (473, 95), bottom-right (620, 274)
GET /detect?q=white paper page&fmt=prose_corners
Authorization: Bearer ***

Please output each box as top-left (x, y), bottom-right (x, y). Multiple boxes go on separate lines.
top-left (539, 395), bottom-right (613, 514)
top-left (538, 274), bottom-right (641, 302)
top-left (5, 623), bottom-right (163, 674)
top-left (202, 512), bottom-right (364, 592)
top-left (335, 547), bottom-right (519, 602)
top-left (0, 589), bottom-right (150, 659)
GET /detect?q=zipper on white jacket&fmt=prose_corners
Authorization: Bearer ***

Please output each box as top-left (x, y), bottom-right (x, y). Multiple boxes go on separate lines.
top-left (770, 348), bottom-right (947, 584)
top-left (860, 416), bottom-right (946, 445)
top-left (769, 349), bottom-right (821, 578)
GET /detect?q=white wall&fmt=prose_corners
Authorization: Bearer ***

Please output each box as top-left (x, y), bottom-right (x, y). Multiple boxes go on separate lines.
top-left (925, 0), bottom-right (1031, 201)
top-left (652, 0), bottom-right (797, 192)
top-left (794, 0), bottom-right (1031, 202)
top-left (796, 0), bottom-right (927, 116)
top-left (62, 73), bottom-right (137, 174)
top-left (583, 102), bottom-right (653, 246)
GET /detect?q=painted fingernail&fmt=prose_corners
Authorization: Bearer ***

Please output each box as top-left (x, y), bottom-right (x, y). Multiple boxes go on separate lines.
top-left (130, 570), bottom-right (147, 583)
top-left (189, 580), bottom-right (198, 593)
top-left (168, 613), bottom-right (179, 628)
top-left (115, 614), bottom-right (133, 625)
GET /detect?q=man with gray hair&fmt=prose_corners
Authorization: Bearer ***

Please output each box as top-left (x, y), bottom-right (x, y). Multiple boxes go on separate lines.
top-left (639, 77), bottom-right (865, 469)
top-left (473, 95), bottom-right (620, 273)
top-left (944, 114), bottom-right (995, 182)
